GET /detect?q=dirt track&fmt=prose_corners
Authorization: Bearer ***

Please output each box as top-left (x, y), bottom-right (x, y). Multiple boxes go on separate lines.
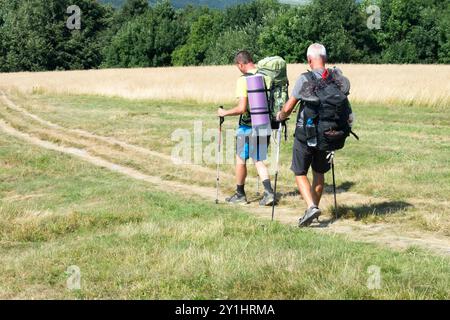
top-left (1, 90), bottom-right (449, 256)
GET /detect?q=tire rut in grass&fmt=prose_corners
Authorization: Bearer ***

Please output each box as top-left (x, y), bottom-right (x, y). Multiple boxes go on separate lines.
top-left (0, 91), bottom-right (224, 178)
top-left (0, 92), bottom-right (233, 189)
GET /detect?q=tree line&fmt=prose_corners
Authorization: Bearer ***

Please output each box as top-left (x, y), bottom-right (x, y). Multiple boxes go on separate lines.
top-left (0, 0), bottom-right (448, 72)
top-left (102, 0), bottom-right (253, 10)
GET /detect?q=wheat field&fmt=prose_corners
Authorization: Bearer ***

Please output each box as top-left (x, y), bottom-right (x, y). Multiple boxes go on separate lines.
top-left (1, 64), bottom-right (449, 107)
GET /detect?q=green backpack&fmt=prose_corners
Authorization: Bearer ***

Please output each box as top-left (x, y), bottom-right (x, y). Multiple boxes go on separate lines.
top-left (257, 56), bottom-right (289, 130)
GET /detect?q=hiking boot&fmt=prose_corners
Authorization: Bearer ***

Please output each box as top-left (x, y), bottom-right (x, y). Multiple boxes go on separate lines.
top-left (225, 193), bottom-right (248, 205)
top-left (259, 191), bottom-right (275, 207)
top-left (299, 206), bottom-right (322, 228)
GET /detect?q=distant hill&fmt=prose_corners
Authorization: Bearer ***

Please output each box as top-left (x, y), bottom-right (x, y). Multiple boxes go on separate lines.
top-left (100, 0), bottom-right (309, 9)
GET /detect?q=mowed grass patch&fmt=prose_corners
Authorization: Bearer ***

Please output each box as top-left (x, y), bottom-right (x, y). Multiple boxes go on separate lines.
top-left (11, 92), bottom-right (450, 233)
top-left (342, 103), bottom-right (450, 201)
top-left (17, 92), bottom-right (450, 201)
top-left (0, 133), bottom-right (449, 299)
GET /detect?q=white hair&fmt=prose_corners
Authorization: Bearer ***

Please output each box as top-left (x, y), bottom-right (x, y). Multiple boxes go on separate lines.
top-left (307, 43), bottom-right (327, 59)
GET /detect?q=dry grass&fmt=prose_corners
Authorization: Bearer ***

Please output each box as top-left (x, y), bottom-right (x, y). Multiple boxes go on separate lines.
top-left (1, 90), bottom-right (449, 250)
top-left (0, 64), bottom-right (449, 107)
top-left (1, 130), bottom-right (449, 299)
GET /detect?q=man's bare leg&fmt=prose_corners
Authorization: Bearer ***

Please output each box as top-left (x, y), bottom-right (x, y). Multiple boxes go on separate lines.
top-left (254, 160), bottom-right (269, 181)
top-left (236, 155), bottom-right (247, 185)
top-left (311, 171), bottom-right (325, 207)
top-left (295, 175), bottom-right (315, 208)
top-left (296, 174), bottom-right (323, 226)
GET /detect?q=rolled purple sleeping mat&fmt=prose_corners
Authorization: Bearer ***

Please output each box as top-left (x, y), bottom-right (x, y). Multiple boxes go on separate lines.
top-left (246, 74), bottom-right (270, 127)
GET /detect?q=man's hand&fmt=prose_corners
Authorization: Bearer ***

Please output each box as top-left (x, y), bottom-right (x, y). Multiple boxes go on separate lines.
top-left (278, 96), bottom-right (299, 122)
top-left (348, 113), bottom-right (355, 127)
top-left (218, 108), bottom-right (227, 118)
top-left (276, 110), bottom-right (288, 122)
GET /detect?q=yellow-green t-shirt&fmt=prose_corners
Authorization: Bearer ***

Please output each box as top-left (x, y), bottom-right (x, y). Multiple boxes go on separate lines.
top-left (235, 68), bottom-right (258, 98)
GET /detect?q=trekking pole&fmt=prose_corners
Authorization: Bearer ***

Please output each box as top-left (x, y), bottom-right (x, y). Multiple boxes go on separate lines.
top-left (256, 176), bottom-right (260, 196)
top-left (271, 123), bottom-right (283, 221)
top-left (215, 106), bottom-right (225, 204)
top-left (330, 151), bottom-right (338, 220)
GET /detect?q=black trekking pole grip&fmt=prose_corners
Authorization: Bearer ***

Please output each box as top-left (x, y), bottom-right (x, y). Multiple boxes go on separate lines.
top-left (219, 106), bottom-right (225, 126)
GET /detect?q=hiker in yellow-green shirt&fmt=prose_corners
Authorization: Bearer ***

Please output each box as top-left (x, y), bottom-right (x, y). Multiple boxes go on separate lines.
top-left (217, 51), bottom-right (275, 206)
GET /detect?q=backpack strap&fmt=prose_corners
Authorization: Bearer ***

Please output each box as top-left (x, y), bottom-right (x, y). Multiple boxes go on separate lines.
top-left (268, 80), bottom-right (275, 116)
top-left (304, 69), bottom-right (330, 87)
top-left (350, 130), bottom-right (360, 140)
top-left (295, 100), bottom-right (306, 125)
top-left (303, 71), bottom-right (317, 83)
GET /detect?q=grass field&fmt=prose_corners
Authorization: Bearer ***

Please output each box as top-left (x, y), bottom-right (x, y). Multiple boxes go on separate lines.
top-left (2, 90), bottom-right (448, 231)
top-left (0, 64), bottom-right (449, 299)
top-left (1, 125), bottom-right (449, 299)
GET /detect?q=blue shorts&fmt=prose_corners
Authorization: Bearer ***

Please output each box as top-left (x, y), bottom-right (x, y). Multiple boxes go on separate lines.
top-left (236, 126), bottom-right (270, 161)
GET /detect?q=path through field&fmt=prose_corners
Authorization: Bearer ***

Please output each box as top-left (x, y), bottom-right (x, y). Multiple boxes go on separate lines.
top-left (0, 90), bottom-right (449, 256)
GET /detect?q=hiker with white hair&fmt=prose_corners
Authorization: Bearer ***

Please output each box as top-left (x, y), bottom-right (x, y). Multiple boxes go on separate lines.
top-left (277, 43), bottom-right (355, 227)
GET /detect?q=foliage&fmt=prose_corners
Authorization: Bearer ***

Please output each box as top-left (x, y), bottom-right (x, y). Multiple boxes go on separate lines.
top-left (0, 0), bottom-right (448, 72)
top-left (101, 0), bottom-right (253, 9)
top-left (0, 0), bottom-right (112, 72)
top-left (171, 11), bottom-right (223, 66)
top-left (103, 1), bottom-right (184, 67)
top-left (204, 23), bottom-right (262, 65)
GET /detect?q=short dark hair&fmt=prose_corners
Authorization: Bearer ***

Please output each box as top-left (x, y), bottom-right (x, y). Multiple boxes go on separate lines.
top-left (234, 50), bottom-right (253, 64)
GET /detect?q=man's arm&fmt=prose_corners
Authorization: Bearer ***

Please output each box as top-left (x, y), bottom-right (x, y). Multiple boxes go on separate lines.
top-left (277, 96), bottom-right (299, 121)
top-left (217, 97), bottom-right (247, 117)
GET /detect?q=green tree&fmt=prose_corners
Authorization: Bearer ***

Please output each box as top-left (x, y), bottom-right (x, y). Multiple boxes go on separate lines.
top-left (123, 0), bottom-right (149, 16)
top-left (222, 0), bottom-right (281, 30)
top-left (115, 0), bottom-right (149, 25)
top-left (258, 5), bottom-right (309, 62)
top-left (1, 0), bottom-right (447, 71)
top-left (0, 0), bottom-right (111, 72)
top-left (172, 12), bottom-right (222, 65)
top-left (103, 1), bottom-right (183, 67)
top-left (437, 2), bottom-right (450, 63)
top-left (258, 0), bottom-right (368, 63)
top-left (376, 0), bottom-right (443, 63)
top-left (305, 0), bottom-right (367, 62)
top-left (204, 23), bottom-right (262, 65)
